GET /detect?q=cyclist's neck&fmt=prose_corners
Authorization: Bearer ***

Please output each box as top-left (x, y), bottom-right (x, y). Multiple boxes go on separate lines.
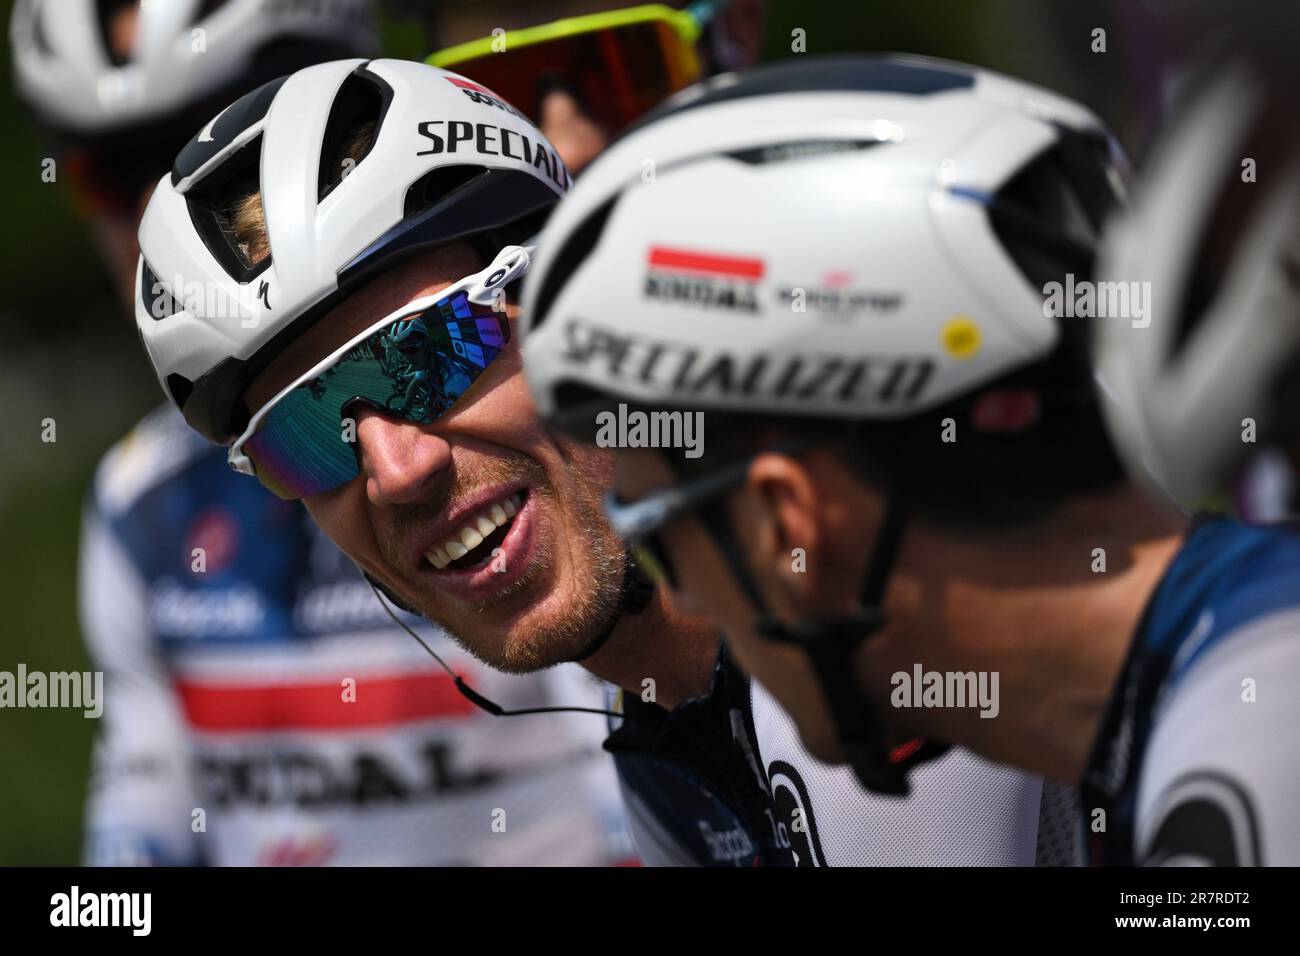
top-left (855, 484), bottom-right (1185, 782)
top-left (580, 586), bottom-right (721, 711)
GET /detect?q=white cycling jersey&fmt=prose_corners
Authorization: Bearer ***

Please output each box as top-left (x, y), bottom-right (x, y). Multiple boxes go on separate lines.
top-left (80, 404), bottom-right (634, 866)
top-left (749, 680), bottom-right (1079, 866)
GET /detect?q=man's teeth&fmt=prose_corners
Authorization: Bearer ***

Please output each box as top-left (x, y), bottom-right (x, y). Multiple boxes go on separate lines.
top-left (425, 492), bottom-right (523, 570)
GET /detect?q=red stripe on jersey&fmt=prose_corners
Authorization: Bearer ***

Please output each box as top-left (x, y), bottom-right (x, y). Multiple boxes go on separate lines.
top-left (176, 672), bottom-right (474, 731)
top-left (647, 246), bottom-right (765, 280)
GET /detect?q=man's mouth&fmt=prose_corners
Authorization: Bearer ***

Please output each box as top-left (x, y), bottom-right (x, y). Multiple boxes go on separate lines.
top-left (422, 490), bottom-right (528, 572)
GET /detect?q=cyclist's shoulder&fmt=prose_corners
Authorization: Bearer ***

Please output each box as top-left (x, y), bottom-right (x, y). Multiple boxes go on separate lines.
top-left (603, 652), bottom-right (795, 866)
top-left (1134, 602), bottom-right (1300, 864)
top-left (1118, 518), bottom-right (1300, 864)
top-left (1141, 517), bottom-right (1300, 665)
top-left (90, 403), bottom-right (227, 520)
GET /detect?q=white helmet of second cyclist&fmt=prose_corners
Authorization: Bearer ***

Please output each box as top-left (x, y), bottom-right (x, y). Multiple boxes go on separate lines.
top-left (522, 54), bottom-right (1127, 430)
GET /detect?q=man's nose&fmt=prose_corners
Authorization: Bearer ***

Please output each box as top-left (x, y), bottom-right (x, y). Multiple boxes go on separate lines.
top-left (354, 407), bottom-right (451, 505)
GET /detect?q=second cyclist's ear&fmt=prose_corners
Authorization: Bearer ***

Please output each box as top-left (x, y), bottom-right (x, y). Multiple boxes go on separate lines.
top-left (736, 448), bottom-right (884, 618)
top-left (734, 451), bottom-right (822, 613)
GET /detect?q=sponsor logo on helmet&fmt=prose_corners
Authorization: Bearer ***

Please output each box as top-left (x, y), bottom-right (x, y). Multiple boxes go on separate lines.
top-left (644, 246), bottom-right (764, 313)
top-left (559, 318), bottom-right (934, 407)
top-left (776, 270), bottom-right (902, 319)
top-left (445, 76), bottom-right (527, 121)
top-left (941, 315), bottom-right (981, 358)
top-left (416, 119), bottom-right (572, 191)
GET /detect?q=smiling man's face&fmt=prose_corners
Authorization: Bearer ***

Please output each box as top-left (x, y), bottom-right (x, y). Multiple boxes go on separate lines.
top-left (246, 243), bottom-right (629, 672)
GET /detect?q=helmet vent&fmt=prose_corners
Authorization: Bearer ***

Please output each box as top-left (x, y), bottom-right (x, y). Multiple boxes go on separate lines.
top-left (166, 373), bottom-right (194, 410)
top-left (194, 0), bottom-right (233, 25)
top-left (987, 132), bottom-right (1118, 290)
top-left (184, 135), bottom-right (271, 282)
top-left (403, 166), bottom-right (489, 218)
top-left (140, 259), bottom-right (180, 320)
top-left (95, 0), bottom-right (135, 67)
top-left (318, 68), bottom-right (390, 202)
top-left (725, 139), bottom-right (882, 165)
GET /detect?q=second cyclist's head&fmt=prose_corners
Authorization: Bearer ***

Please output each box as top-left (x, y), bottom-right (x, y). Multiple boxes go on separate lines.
top-left (522, 54), bottom-right (1131, 763)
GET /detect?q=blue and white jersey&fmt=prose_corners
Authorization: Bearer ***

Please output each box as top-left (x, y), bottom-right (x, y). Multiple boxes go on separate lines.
top-left (608, 645), bottom-right (1079, 866)
top-left (81, 404), bottom-right (633, 866)
top-left (1082, 516), bottom-right (1300, 865)
top-left (603, 644), bottom-right (794, 867)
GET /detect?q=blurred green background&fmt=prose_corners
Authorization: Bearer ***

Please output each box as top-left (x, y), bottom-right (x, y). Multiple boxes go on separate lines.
top-left (0, 0), bottom-right (1158, 864)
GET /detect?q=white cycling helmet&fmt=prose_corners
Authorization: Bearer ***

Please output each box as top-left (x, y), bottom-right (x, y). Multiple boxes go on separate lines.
top-left (523, 53), bottom-right (1127, 430)
top-left (135, 58), bottom-right (572, 443)
top-left (10, 0), bottom-right (376, 136)
top-left (1094, 59), bottom-right (1300, 507)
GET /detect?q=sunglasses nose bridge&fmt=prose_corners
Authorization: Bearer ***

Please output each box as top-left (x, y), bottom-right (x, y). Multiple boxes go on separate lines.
top-left (353, 406), bottom-right (454, 507)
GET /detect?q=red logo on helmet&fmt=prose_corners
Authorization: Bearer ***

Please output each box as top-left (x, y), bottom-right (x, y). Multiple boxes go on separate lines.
top-left (647, 246), bottom-right (765, 280)
top-left (644, 246), bottom-right (765, 313)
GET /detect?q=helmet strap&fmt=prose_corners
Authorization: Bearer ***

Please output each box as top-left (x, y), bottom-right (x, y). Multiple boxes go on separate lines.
top-left (362, 570), bottom-right (421, 614)
top-left (571, 550), bottom-right (656, 663)
top-left (697, 463), bottom-right (948, 795)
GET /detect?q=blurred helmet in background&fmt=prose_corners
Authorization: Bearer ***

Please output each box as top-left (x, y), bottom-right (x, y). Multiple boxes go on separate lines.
top-left (1093, 5), bottom-right (1300, 509)
top-left (10, 0), bottom-right (378, 212)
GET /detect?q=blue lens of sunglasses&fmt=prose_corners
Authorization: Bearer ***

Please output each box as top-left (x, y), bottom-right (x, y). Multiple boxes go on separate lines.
top-left (243, 290), bottom-right (509, 499)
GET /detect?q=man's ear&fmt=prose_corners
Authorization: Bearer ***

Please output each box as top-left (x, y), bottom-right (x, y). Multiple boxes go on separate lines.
top-left (735, 452), bottom-right (823, 612)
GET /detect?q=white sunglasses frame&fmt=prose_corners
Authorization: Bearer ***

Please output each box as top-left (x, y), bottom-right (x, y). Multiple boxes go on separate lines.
top-left (228, 244), bottom-right (533, 480)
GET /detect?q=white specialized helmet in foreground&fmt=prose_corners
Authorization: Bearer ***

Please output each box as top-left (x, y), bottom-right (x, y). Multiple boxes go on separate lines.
top-left (522, 54), bottom-right (1128, 432)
